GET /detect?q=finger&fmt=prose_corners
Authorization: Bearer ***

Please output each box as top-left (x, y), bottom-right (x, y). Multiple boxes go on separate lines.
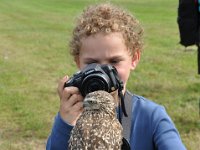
top-left (61, 86), bottom-right (80, 101)
top-left (57, 76), bottom-right (69, 99)
top-left (60, 100), bottom-right (83, 118)
top-left (71, 94), bottom-right (83, 104)
top-left (71, 101), bottom-right (84, 113)
top-left (59, 100), bottom-right (83, 126)
top-left (62, 93), bottom-right (83, 109)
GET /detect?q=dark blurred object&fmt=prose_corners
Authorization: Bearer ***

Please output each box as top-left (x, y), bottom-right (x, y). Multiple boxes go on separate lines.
top-left (177, 0), bottom-right (199, 46)
top-left (177, 0), bottom-right (200, 74)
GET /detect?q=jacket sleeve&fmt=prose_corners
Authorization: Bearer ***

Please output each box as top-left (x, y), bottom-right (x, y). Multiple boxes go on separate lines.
top-left (130, 95), bottom-right (187, 150)
top-left (152, 106), bottom-right (187, 150)
top-left (46, 113), bottom-right (73, 150)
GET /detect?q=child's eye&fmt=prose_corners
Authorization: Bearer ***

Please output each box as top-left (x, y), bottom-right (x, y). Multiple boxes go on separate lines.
top-left (85, 61), bottom-right (98, 65)
top-left (110, 60), bottom-right (120, 64)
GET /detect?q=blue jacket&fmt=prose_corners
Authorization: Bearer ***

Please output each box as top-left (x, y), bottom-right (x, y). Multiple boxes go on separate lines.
top-left (46, 94), bottom-right (186, 150)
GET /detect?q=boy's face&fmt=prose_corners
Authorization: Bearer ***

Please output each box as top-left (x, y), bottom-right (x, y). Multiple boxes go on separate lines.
top-left (75, 32), bottom-right (140, 90)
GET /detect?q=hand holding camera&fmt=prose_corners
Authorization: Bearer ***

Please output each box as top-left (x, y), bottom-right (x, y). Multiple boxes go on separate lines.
top-left (59, 63), bottom-right (126, 125)
top-left (58, 76), bottom-right (84, 126)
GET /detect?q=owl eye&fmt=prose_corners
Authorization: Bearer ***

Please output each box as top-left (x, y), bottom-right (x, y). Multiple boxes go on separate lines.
top-left (91, 101), bottom-right (97, 103)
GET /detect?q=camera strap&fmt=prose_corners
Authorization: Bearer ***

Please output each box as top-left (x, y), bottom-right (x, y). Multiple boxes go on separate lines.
top-left (122, 90), bottom-right (134, 142)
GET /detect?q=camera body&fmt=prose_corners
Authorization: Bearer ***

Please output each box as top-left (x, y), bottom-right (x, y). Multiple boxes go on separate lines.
top-left (64, 63), bottom-right (123, 97)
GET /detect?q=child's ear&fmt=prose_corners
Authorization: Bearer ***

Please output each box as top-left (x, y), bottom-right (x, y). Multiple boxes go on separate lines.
top-left (131, 50), bottom-right (140, 70)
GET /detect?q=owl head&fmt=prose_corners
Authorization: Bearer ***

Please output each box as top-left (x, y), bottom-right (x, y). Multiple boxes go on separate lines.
top-left (83, 90), bottom-right (117, 114)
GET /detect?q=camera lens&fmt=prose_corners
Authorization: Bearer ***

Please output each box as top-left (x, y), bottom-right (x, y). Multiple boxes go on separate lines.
top-left (81, 74), bottom-right (111, 96)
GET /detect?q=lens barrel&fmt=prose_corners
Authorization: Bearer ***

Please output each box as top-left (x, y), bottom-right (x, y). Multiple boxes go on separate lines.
top-left (81, 74), bottom-right (111, 96)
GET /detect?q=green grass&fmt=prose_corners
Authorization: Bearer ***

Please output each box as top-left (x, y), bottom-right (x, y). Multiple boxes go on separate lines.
top-left (0, 0), bottom-right (199, 149)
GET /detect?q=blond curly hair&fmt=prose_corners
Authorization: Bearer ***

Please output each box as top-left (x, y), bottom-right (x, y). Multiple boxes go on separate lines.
top-left (69, 3), bottom-right (144, 58)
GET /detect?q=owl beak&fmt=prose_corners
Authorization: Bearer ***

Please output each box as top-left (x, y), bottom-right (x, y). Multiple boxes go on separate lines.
top-left (83, 101), bottom-right (90, 108)
top-left (83, 100), bottom-right (100, 110)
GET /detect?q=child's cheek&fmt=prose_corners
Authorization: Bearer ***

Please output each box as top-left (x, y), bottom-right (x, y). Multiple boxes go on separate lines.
top-left (116, 69), bottom-right (125, 83)
top-left (118, 69), bottom-right (130, 87)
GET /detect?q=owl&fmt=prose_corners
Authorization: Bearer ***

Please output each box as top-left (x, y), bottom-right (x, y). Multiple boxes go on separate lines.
top-left (68, 90), bottom-right (123, 150)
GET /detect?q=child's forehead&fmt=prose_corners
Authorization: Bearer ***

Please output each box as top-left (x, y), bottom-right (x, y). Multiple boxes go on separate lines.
top-left (79, 32), bottom-right (131, 57)
top-left (79, 33), bottom-right (131, 59)
top-left (81, 32), bottom-right (125, 44)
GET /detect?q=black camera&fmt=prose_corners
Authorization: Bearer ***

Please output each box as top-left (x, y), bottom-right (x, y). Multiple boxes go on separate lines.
top-left (64, 63), bottom-right (124, 97)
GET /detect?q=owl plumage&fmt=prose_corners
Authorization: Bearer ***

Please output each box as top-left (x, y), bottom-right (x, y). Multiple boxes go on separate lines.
top-left (68, 90), bottom-right (123, 150)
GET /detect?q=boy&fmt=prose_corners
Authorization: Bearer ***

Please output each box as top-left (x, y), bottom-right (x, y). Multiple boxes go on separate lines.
top-left (46, 3), bottom-right (186, 150)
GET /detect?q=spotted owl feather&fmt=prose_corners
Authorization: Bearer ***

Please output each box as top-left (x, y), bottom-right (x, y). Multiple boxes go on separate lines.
top-left (68, 90), bottom-right (123, 150)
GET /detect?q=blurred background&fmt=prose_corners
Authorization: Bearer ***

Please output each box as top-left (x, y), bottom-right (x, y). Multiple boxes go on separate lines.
top-left (0, 0), bottom-right (199, 149)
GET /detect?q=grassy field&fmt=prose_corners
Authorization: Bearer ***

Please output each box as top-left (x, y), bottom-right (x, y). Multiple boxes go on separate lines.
top-left (0, 0), bottom-right (199, 149)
